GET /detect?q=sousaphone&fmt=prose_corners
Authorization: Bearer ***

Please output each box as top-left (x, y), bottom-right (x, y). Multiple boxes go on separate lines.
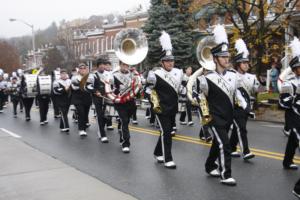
top-left (114, 28), bottom-right (148, 65)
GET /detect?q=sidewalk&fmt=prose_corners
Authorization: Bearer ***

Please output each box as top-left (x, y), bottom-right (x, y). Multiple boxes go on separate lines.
top-left (0, 129), bottom-right (137, 200)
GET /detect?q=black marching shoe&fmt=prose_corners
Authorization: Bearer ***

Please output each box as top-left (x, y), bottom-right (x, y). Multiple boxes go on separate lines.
top-left (154, 156), bottom-right (164, 164)
top-left (220, 177), bottom-right (237, 186)
top-left (283, 128), bottom-right (291, 137)
top-left (293, 190), bottom-right (300, 199)
top-left (243, 153), bottom-right (255, 160)
top-left (164, 161), bottom-right (176, 169)
top-left (284, 164), bottom-right (298, 170)
top-left (231, 151), bottom-right (241, 158)
top-left (171, 131), bottom-right (176, 137)
top-left (100, 137), bottom-right (109, 143)
top-left (122, 147), bottom-right (130, 153)
top-left (207, 169), bottom-right (220, 178)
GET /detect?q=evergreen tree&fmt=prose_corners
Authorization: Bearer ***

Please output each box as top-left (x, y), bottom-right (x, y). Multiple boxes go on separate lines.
top-left (167, 0), bottom-right (193, 68)
top-left (143, 0), bottom-right (194, 68)
top-left (143, 0), bottom-right (172, 66)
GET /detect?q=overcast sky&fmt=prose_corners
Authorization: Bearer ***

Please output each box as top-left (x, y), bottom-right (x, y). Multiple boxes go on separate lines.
top-left (0, 0), bottom-right (150, 38)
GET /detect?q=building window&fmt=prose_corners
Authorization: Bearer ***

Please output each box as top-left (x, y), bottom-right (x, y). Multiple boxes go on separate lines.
top-left (111, 36), bottom-right (114, 50)
top-left (97, 39), bottom-right (99, 53)
top-left (101, 38), bottom-right (104, 54)
top-left (106, 36), bottom-right (109, 51)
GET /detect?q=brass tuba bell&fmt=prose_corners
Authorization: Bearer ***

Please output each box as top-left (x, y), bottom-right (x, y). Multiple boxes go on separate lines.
top-left (114, 28), bottom-right (148, 65)
top-left (196, 36), bottom-right (217, 71)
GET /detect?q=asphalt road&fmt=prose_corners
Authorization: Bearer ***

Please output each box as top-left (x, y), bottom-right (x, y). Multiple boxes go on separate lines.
top-left (0, 104), bottom-right (299, 200)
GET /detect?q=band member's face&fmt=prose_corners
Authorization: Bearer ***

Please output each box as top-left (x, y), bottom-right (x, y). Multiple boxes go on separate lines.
top-left (97, 64), bottom-right (105, 72)
top-left (120, 63), bottom-right (129, 73)
top-left (186, 67), bottom-right (192, 76)
top-left (60, 72), bottom-right (68, 80)
top-left (79, 66), bottom-right (88, 75)
top-left (294, 67), bottom-right (300, 76)
top-left (239, 62), bottom-right (249, 73)
top-left (105, 64), bottom-right (112, 71)
top-left (162, 60), bottom-right (174, 72)
top-left (215, 56), bottom-right (230, 69)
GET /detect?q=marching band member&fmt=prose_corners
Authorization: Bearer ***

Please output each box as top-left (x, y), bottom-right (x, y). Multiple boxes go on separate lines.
top-left (53, 69), bottom-right (72, 132)
top-left (52, 68), bottom-right (61, 118)
top-left (195, 25), bottom-right (241, 185)
top-left (144, 69), bottom-right (156, 126)
top-left (17, 69), bottom-right (24, 113)
top-left (20, 72), bottom-right (35, 121)
top-left (71, 63), bottom-right (92, 137)
top-left (105, 60), bottom-right (142, 153)
top-left (147, 31), bottom-right (183, 169)
top-left (179, 66), bottom-right (194, 126)
top-left (0, 73), bottom-right (7, 113)
top-left (229, 39), bottom-right (259, 160)
top-left (103, 60), bottom-right (114, 131)
top-left (8, 76), bottom-right (21, 117)
top-left (86, 58), bottom-right (109, 143)
top-left (3, 73), bottom-right (9, 107)
top-left (277, 37), bottom-right (300, 198)
top-left (37, 72), bottom-right (51, 125)
top-left (279, 37), bottom-right (300, 170)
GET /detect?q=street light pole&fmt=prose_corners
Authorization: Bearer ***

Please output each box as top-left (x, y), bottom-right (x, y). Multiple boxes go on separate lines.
top-left (9, 18), bottom-right (37, 68)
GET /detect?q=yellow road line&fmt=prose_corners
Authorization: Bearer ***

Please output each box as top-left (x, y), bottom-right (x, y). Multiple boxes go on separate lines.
top-left (126, 125), bottom-right (300, 164)
top-left (30, 109), bottom-right (300, 163)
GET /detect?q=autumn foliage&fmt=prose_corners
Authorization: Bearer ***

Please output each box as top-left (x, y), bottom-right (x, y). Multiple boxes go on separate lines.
top-left (0, 40), bottom-right (20, 73)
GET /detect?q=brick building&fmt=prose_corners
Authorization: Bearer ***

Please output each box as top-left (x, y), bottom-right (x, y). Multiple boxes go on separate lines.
top-left (67, 10), bottom-right (148, 69)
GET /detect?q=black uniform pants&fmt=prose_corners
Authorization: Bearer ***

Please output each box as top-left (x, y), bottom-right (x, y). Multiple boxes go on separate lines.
top-left (19, 98), bottom-right (23, 111)
top-left (93, 97), bottom-right (106, 138)
top-left (284, 110), bottom-right (291, 132)
top-left (23, 98), bottom-right (34, 118)
top-left (0, 92), bottom-right (4, 111)
top-left (11, 98), bottom-right (19, 115)
top-left (149, 102), bottom-right (155, 124)
top-left (75, 104), bottom-right (90, 131)
top-left (205, 125), bottom-right (232, 179)
top-left (199, 125), bottom-right (211, 139)
top-left (179, 100), bottom-right (192, 122)
top-left (59, 105), bottom-right (70, 129)
top-left (51, 95), bottom-right (60, 117)
top-left (115, 101), bottom-right (135, 148)
top-left (230, 113), bottom-right (250, 155)
top-left (283, 128), bottom-right (300, 167)
top-left (106, 117), bottom-right (112, 127)
top-left (132, 103), bottom-right (137, 121)
top-left (38, 97), bottom-right (50, 122)
top-left (154, 114), bottom-right (176, 162)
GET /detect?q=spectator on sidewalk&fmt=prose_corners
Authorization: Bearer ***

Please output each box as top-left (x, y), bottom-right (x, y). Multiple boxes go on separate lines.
top-left (270, 59), bottom-right (279, 93)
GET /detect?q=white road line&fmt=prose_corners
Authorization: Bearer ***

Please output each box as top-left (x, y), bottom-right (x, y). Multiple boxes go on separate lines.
top-left (261, 125), bottom-right (284, 128)
top-left (0, 128), bottom-right (22, 138)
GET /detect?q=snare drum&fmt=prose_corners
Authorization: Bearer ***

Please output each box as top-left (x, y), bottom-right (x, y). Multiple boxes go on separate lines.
top-left (141, 99), bottom-right (151, 109)
top-left (38, 75), bottom-right (52, 95)
top-left (105, 103), bottom-right (118, 117)
top-left (135, 99), bottom-right (141, 107)
top-left (24, 74), bottom-right (38, 98)
top-left (178, 101), bottom-right (186, 112)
